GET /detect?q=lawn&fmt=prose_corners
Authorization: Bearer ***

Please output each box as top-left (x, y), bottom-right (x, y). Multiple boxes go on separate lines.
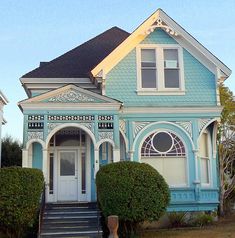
top-left (139, 213), bottom-right (235, 238)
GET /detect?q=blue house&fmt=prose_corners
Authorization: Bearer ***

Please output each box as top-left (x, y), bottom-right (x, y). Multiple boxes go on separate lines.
top-left (18, 9), bottom-right (231, 211)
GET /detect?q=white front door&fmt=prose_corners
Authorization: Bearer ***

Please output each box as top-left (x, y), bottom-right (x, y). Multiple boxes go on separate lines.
top-left (58, 150), bottom-right (78, 201)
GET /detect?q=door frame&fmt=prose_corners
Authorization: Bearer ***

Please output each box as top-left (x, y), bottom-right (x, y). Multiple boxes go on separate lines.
top-left (57, 148), bottom-right (78, 201)
top-left (47, 140), bottom-right (91, 203)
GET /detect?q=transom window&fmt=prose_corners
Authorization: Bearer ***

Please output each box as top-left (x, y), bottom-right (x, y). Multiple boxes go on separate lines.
top-left (141, 130), bottom-right (187, 187)
top-left (137, 45), bottom-right (184, 95)
top-left (141, 131), bottom-right (186, 157)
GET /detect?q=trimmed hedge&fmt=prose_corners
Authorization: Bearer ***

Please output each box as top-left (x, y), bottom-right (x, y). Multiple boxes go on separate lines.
top-left (96, 161), bottom-right (170, 225)
top-left (0, 167), bottom-right (44, 238)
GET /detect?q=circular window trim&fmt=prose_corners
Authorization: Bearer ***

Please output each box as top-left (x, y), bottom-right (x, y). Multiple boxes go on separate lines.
top-left (151, 131), bottom-right (174, 154)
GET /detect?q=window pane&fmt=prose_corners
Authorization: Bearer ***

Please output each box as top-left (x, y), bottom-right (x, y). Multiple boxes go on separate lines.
top-left (152, 132), bottom-right (173, 152)
top-left (201, 158), bottom-right (209, 184)
top-left (60, 152), bottom-right (75, 176)
top-left (164, 49), bottom-right (178, 61)
top-left (141, 69), bottom-right (157, 88)
top-left (199, 133), bottom-right (208, 157)
top-left (164, 69), bottom-right (179, 88)
top-left (141, 49), bottom-right (155, 63)
top-left (141, 62), bottom-right (156, 67)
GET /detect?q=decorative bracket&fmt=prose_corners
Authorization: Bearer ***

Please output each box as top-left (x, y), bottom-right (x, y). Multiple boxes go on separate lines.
top-left (143, 17), bottom-right (178, 36)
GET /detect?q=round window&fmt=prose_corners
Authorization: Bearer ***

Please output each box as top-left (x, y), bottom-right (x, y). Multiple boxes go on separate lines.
top-left (151, 131), bottom-right (173, 153)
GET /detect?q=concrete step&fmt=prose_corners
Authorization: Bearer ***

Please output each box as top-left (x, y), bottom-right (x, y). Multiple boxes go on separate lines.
top-left (40, 202), bottom-right (102, 238)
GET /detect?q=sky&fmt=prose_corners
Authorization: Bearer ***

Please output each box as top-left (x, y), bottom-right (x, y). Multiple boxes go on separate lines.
top-left (1, 0), bottom-right (235, 142)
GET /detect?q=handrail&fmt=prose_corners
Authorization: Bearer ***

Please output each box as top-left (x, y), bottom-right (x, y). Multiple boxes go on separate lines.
top-left (38, 183), bottom-right (46, 237)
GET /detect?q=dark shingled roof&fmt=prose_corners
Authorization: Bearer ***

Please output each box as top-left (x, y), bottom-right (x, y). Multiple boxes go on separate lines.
top-left (22, 27), bottom-right (130, 78)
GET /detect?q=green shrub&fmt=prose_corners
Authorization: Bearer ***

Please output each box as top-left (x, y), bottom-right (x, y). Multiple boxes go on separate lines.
top-left (167, 212), bottom-right (188, 228)
top-left (0, 167), bottom-right (44, 238)
top-left (96, 161), bottom-right (170, 234)
top-left (191, 212), bottom-right (214, 227)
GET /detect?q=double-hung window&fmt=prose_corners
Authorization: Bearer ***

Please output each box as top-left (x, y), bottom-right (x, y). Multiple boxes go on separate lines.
top-left (137, 45), bottom-right (184, 95)
top-left (199, 131), bottom-right (211, 186)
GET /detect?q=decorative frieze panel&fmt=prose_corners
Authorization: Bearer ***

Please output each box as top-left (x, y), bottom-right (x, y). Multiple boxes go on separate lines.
top-left (28, 115), bottom-right (44, 121)
top-left (98, 131), bottom-right (114, 141)
top-left (133, 122), bottom-right (150, 138)
top-left (198, 119), bottom-right (212, 134)
top-left (98, 115), bottom-right (113, 121)
top-left (175, 121), bottom-right (192, 138)
top-left (28, 122), bottom-right (44, 129)
top-left (27, 131), bottom-right (43, 140)
top-left (47, 89), bottom-right (95, 103)
top-left (47, 122), bottom-right (95, 134)
top-left (48, 115), bottom-right (94, 121)
top-left (98, 122), bottom-right (113, 130)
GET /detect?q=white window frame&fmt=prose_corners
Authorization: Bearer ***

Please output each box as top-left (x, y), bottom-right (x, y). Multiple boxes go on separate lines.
top-left (140, 130), bottom-right (189, 188)
top-left (136, 44), bottom-right (185, 95)
top-left (199, 130), bottom-right (212, 187)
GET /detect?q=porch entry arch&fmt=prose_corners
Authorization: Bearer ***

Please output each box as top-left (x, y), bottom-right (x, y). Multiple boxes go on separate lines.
top-left (134, 122), bottom-right (195, 187)
top-left (47, 126), bottom-right (93, 202)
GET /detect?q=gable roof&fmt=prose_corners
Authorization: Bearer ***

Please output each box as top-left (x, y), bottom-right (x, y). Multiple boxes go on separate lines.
top-left (21, 27), bottom-right (130, 78)
top-left (91, 9), bottom-right (231, 80)
top-left (18, 84), bottom-right (122, 111)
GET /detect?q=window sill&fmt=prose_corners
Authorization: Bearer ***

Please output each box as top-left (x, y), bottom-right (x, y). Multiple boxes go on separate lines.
top-left (136, 90), bottom-right (186, 96)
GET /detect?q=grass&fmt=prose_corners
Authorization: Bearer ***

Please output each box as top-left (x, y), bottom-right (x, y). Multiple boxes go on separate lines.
top-left (139, 213), bottom-right (235, 238)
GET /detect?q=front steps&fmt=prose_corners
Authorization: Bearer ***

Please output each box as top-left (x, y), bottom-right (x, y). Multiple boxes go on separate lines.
top-left (40, 203), bottom-right (102, 238)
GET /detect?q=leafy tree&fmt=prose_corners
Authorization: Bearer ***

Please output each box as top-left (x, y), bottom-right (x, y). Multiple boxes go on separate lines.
top-left (218, 84), bottom-right (235, 214)
top-left (219, 84), bottom-right (235, 125)
top-left (1, 135), bottom-right (22, 167)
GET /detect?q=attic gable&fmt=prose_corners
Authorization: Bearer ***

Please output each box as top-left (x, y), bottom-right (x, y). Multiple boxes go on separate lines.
top-left (91, 9), bottom-right (231, 81)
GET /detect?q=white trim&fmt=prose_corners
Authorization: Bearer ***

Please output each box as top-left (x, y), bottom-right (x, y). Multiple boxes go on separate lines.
top-left (20, 77), bottom-right (91, 84)
top-left (119, 130), bottom-right (129, 153)
top-left (19, 84), bottom-right (120, 104)
top-left (139, 128), bottom-right (189, 188)
top-left (0, 91), bottom-right (8, 105)
top-left (132, 120), bottom-right (195, 157)
top-left (19, 102), bottom-right (121, 111)
top-left (45, 123), bottom-right (96, 149)
top-left (197, 118), bottom-right (218, 147)
top-left (136, 90), bottom-right (185, 95)
top-left (96, 139), bottom-right (115, 150)
top-left (122, 107), bottom-right (222, 114)
top-left (26, 138), bottom-right (46, 150)
top-left (136, 44), bottom-right (185, 95)
top-left (199, 129), bottom-right (213, 187)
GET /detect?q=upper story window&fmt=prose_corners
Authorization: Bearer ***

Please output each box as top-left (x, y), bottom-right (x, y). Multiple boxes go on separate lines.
top-left (137, 44), bottom-right (185, 95)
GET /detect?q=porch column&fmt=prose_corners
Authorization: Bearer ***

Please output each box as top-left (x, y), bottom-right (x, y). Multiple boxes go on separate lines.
top-left (22, 149), bottom-right (29, 167)
top-left (94, 148), bottom-right (99, 178)
top-left (113, 149), bottom-right (120, 162)
top-left (42, 149), bottom-right (48, 178)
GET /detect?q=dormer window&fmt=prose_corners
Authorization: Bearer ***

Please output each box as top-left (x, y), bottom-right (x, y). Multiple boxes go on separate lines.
top-left (137, 44), bottom-right (185, 95)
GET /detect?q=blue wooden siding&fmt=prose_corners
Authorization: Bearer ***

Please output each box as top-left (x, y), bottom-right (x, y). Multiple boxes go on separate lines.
top-left (32, 142), bottom-right (43, 170)
top-left (105, 29), bottom-right (216, 106)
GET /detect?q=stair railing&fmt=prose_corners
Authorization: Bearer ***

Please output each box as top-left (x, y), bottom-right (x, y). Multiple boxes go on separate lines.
top-left (38, 183), bottom-right (46, 237)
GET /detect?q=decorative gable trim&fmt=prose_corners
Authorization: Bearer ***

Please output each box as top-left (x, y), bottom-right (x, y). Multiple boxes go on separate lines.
top-left (47, 89), bottom-right (95, 103)
top-left (143, 17), bottom-right (178, 36)
top-left (19, 84), bottom-right (120, 104)
top-left (91, 9), bottom-right (231, 81)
